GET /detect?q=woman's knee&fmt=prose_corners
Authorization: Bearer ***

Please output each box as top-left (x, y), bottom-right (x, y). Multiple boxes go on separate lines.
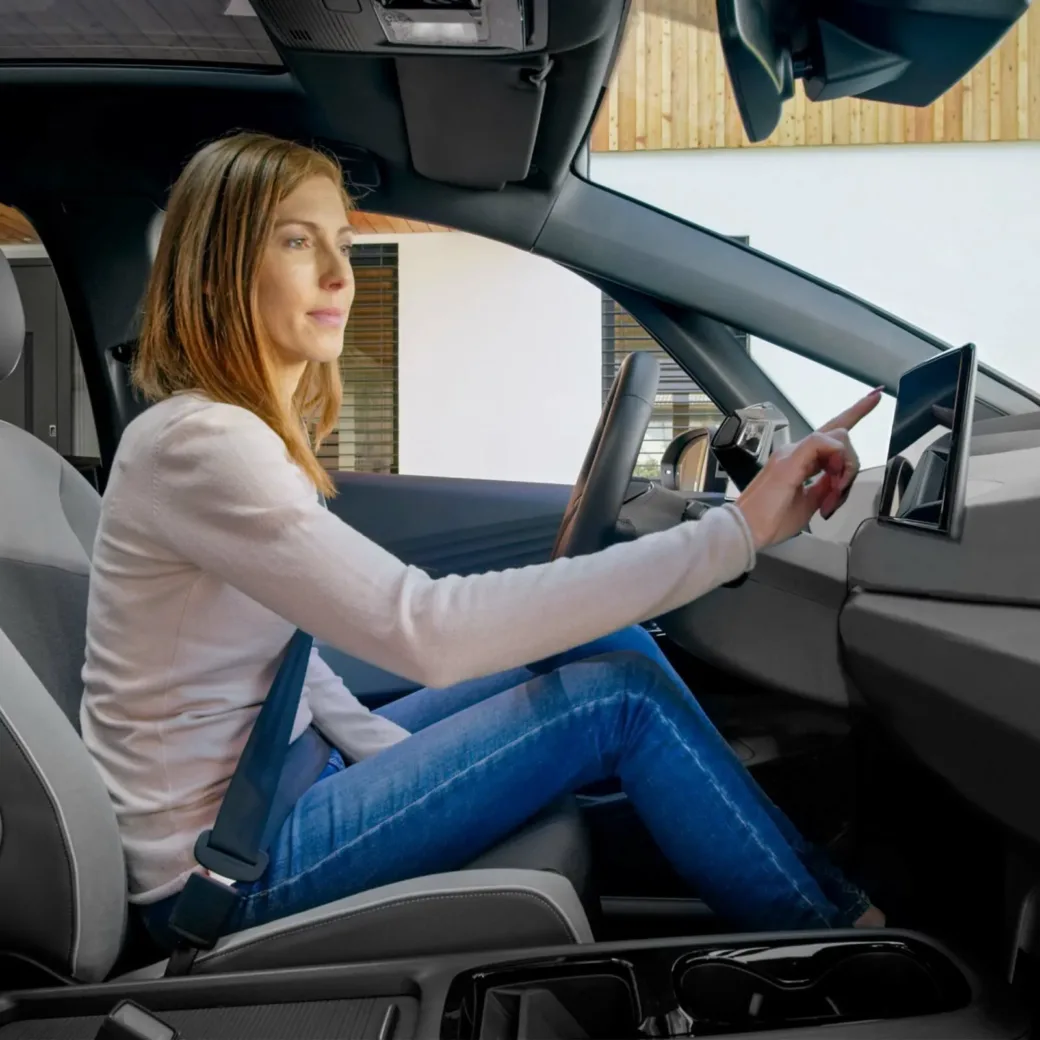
top-left (596, 624), bottom-right (659, 656)
top-left (552, 649), bottom-right (680, 710)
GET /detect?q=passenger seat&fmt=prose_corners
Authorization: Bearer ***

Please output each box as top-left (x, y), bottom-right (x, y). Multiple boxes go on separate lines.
top-left (0, 249), bottom-right (593, 984)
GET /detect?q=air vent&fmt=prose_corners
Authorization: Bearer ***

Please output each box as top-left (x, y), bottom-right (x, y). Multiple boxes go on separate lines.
top-left (288, 28), bottom-right (314, 43)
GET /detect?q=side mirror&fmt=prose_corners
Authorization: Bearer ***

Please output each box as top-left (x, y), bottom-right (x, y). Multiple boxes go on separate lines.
top-left (661, 427), bottom-right (728, 494)
top-left (710, 401), bottom-right (791, 491)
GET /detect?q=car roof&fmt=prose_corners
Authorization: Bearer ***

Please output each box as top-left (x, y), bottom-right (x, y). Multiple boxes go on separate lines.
top-left (0, 0), bottom-right (622, 238)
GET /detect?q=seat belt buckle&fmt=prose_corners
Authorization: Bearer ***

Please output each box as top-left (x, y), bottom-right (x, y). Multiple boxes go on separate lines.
top-left (166, 872), bottom-right (242, 951)
top-left (193, 829), bottom-right (269, 884)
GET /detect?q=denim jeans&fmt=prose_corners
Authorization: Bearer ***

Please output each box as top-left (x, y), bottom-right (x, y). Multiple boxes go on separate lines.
top-left (142, 625), bottom-right (870, 948)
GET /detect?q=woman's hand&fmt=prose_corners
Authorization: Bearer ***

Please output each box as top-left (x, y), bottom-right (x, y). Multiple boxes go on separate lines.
top-left (735, 387), bottom-right (883, 551)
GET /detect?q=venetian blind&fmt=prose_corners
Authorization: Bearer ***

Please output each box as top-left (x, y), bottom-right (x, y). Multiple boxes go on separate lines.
top-left (319, 243), bottom-right (399, 475)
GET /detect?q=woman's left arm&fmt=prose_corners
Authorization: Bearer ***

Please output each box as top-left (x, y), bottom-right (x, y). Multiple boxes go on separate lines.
top-left (304, 647), bottom-right (410, 760)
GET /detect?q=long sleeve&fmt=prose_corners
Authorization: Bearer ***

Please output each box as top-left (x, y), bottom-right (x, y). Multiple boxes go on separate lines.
top-left (149, 401), bottom-right (756, 690)
top-left (304, 647), bottom-right (411, 758)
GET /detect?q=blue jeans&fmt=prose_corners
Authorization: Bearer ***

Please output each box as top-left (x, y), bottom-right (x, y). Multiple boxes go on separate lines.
top-left (143, 626), bottom-right (870, 947)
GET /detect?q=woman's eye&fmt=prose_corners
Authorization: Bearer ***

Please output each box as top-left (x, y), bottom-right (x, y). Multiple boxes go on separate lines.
top-left (340, 243), bottom-right (354, 256)
top-left (287, 236), bottom-right (309, 249)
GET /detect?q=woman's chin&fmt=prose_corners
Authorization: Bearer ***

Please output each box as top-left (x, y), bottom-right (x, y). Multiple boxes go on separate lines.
top-left (300, 338), bottom-right (345, 366)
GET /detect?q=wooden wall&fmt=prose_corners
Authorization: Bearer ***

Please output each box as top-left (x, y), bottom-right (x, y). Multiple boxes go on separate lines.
top-left (590, 2), bottom-right (1040, 151)
top-left (0, 204), bottom-right (35, 244)
top-left (0, 202), bottom-right (445, 245)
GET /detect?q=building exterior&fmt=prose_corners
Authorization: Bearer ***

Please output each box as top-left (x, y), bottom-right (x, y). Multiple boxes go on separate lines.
top-left (4, 4), bottom-right (1040, 483)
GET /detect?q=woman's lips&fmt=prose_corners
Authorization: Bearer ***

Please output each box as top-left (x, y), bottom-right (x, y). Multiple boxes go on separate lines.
top-left (307, 309), bottom-right (346, 327)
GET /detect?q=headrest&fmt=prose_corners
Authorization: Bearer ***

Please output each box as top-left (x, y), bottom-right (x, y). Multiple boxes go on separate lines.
top-left (0, 250), bottom-right (26, 382)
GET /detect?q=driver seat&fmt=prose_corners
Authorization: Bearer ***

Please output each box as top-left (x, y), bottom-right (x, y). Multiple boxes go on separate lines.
top-left (0, 250), bottom-right (593, 985)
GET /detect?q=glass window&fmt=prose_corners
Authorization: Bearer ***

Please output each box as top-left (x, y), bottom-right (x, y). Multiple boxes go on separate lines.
top-left (751, 338), bottom-right (895, 470)
top-left (0, 0), bottom-right (282, 67)
top-left (586, 3), bottom-right (1040, 394)
top-left (602, 295), bottom-right (726, 477)
top-left (324, 243), bottom-right (400, 476)
top-left (1, 205), bottom-right (103, 487)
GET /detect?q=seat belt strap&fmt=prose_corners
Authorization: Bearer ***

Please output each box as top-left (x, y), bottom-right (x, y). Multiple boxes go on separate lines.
top-left (165, 627), bottom-right (314, 961)
top-left (165, 488), bottom-right (328, 969)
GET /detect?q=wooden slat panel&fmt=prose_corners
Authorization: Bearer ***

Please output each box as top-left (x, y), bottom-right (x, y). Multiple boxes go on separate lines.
top-left (0, 204), bottom-right (36, 244)
top-left (0, 203), bottom-right (449, 244)
top-left (592, 6), bottom-right (1040, 150)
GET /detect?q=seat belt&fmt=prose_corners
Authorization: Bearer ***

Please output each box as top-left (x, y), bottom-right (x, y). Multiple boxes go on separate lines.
top-left (164, 489), bottom-right (328, 976)
top-left (164, 626), bottom-right (315, 974)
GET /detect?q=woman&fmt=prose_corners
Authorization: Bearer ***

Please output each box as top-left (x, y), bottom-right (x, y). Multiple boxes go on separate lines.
top-left (80, 131), bottom-right (884, 951)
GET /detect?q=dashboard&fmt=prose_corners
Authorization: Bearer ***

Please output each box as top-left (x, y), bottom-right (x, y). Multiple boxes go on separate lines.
top-left (619, 407), bottom-right (1040, 849)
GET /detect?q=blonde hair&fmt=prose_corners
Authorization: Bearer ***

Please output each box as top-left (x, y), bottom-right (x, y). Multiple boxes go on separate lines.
top-left (134, 131), bottom-right (351, 497)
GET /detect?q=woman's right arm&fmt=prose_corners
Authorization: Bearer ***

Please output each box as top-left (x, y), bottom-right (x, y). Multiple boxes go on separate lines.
top-left (149, 403), bottom-right (756, 688)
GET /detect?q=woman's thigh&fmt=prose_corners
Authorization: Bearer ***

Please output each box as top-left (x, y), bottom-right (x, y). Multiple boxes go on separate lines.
top-left (234, 657), bottom-right (641, 931)
top-left (374, 625), bottom-right (664, 734)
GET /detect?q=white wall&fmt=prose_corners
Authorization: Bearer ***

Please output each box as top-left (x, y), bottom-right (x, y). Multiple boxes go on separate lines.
top-left (592, 141), bottom-right (1040, 467)
top-left (395, 232), bottom-right (602, 483)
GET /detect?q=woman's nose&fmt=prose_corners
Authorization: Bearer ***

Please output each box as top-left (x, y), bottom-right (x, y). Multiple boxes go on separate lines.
top-left (322, 254), bottom-right (351, 289)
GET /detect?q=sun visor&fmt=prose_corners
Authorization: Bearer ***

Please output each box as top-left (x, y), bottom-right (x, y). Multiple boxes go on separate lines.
top-left (395, 55), bottom-right (550, 188)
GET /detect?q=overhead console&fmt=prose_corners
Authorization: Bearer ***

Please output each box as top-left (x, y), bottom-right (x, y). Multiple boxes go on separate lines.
top-left (245, 0), bottom-right (624, 189)
top-left (251, 0), bottom-right (550, 58)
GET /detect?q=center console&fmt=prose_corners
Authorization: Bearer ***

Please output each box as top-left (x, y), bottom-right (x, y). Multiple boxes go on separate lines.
top-left (440, 933), bottom-right (980, 1039)
top-left (0, 930), bottom-right (1025, 1040)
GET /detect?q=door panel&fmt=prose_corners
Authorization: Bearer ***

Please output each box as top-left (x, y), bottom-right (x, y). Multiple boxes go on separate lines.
top-left (3, 261), bottom-right (73, 454)
top-left (318, 471), bottom-right (572, 705)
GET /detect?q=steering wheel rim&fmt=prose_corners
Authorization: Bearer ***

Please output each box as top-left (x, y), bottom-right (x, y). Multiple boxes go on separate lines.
top-left (552, 350), bottom-right (660, 560)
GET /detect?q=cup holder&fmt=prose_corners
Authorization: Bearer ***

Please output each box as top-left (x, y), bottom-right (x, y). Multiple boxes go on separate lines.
top-left (442, 959), bottom-right (640, 1040)
top-left (674, 940), bottom-right (971, 1034)
top-left (478, 975), bottom-right (636, 1040)
top-left (442, 937), bottom-right (974, 1039)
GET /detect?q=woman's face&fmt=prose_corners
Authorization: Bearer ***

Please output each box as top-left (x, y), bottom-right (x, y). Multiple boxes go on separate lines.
top-left (256, 174), bottom-right (355, 391)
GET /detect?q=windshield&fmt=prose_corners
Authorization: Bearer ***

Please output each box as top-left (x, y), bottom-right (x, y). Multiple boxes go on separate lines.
top-left (586, 2), bottom-right (1040, 463)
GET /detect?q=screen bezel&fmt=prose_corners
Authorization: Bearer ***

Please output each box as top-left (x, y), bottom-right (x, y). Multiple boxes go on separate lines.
top-left (877, 342), bottom-right (977, 540)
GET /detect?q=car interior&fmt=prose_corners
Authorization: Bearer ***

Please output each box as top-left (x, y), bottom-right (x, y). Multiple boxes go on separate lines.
top-left (2, 1), bottom-right (1040, 1038)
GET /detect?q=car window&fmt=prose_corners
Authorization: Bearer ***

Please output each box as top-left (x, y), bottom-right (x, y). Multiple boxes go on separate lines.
top-left (329, 223), bottom-right (724, 487)
top-left (751, 339), bottom-right (895, 471)
top-left (586, 4), bottom-right (1040, 396)
top-left (604, 296), bottom-right (726, 478)
top-left (0, 206), bottom-right (102, 489)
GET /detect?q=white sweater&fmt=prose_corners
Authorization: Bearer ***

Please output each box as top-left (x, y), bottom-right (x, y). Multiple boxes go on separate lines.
top-left (80, 392), bottom-right (756, 903)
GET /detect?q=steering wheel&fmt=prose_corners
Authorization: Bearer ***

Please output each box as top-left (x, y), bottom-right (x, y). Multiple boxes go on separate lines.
top-left (552, 350), bottom-right (660, 560)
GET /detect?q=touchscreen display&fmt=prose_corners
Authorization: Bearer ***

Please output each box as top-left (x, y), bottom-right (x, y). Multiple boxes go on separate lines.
top-left (878, 343), bottom-right (976, 539)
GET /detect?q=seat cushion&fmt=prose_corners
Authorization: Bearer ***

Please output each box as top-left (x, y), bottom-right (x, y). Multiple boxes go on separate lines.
top-left (463, 795), bottom-right (591, 901)
top-left (116, 868), bottom-right (592, 979)
top-left (190, 867), bottom-right (592, 975)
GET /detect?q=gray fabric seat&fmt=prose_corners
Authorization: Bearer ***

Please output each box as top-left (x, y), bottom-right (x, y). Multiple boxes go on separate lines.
top-left (0, 250), bottom-right (593, 984)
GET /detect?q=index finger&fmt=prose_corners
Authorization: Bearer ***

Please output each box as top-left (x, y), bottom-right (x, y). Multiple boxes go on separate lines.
top-left (818, 386), bottom-right (884, 434)
top-left (789, 430), bottom-right (848, 484)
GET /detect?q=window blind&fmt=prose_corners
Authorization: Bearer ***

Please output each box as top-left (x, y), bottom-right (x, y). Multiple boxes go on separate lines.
top-left (319, 242), bottom-right (399, 475)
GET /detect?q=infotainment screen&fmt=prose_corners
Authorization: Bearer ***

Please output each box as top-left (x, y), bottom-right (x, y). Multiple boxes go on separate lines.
top-left (878, 342), bottom-right (977, 539)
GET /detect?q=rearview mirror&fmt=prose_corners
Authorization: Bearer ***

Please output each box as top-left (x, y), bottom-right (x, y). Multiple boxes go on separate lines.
top-left (712, 0), bottom-right (1006, 144)
top-left (715, 0), bottom-right (794, 144)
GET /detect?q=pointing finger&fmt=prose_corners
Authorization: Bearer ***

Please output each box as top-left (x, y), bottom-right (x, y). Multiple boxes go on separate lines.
top-left (819, 386), bottom-right (883, 434)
